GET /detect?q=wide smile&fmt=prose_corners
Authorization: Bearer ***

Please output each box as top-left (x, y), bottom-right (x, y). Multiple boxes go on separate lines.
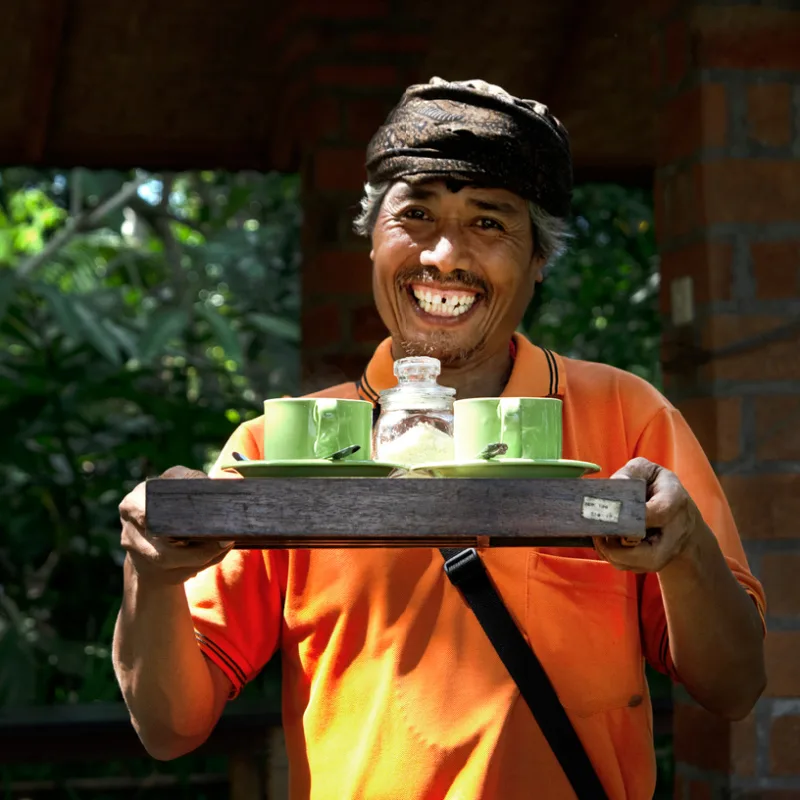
top-left (407, 283), bottom-right (484, 324)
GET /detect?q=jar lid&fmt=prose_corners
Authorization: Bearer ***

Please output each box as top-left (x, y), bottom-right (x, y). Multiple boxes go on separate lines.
top-left (379, 357), bottom-right (456, 409)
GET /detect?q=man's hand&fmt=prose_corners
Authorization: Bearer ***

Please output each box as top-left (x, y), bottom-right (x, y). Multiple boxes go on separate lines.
top-left (593, 457), bottom-right (703, 573)
top-left (119, 465), bottom-right (234, 586)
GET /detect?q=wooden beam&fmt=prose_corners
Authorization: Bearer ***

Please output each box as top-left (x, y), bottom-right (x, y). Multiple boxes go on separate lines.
top-left (146, 478), bottom-right (646, 548)
top-left (22, 0), bottom-right (68, 164)
top-left (0, 701), bottom-right (279, 764)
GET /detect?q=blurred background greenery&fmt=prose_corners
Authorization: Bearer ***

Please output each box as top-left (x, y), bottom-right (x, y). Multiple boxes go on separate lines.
top-left (0, 170), bottom-right (664, 795)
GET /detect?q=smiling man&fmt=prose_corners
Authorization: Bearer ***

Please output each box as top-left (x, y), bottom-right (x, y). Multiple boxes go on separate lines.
top-left (113, 79), bottom-right (766, 800)
top-left (362, 177), bottom-right (553, 399)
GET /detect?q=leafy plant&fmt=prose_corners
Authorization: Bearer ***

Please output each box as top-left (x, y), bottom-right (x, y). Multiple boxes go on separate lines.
top-left (0, 168), bottom-right (301, 707)
top-left (525, 183), bottom-right (661, 388)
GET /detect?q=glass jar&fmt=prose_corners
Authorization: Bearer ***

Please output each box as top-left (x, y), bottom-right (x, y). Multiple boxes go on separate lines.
top-left (373, 357), bottom-right (456, 466)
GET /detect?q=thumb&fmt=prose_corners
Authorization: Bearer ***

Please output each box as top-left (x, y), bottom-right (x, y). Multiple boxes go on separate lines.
top-left (160, 465), bottom-right (208, 480)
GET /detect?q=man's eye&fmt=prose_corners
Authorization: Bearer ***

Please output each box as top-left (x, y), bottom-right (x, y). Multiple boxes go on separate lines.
top-left (476, 218), bottom-right (504, 231)
top-left (402, 208), bottom-right (430, 221)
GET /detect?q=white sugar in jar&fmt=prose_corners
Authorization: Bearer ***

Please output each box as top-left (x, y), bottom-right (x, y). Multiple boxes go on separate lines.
top-left (373, 357), bottom-right (456, 467)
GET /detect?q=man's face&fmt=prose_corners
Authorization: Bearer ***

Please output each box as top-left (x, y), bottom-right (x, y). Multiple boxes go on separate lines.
top-left (370, 180), bottom-right (543, 366)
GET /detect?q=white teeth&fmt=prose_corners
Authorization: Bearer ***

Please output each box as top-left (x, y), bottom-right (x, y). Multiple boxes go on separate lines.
top-left (415, 294), bottom-right (476, 317)
top-left (410, 287), bottom-right (478, 317)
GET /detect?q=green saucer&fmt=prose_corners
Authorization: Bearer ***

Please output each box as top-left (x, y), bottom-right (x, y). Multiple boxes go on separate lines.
top-left (219, 459), bottom-right (402, 478)
top-left (409, 459), bottom-right (601, 479)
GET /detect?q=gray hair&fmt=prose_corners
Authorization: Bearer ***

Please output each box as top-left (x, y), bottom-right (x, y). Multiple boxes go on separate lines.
top-left (353, 181), bottom-right (570, 264)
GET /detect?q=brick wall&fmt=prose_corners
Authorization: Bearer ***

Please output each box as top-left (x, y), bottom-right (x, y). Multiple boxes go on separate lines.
top-left (280, 7), bottom-right (430, 392)
top-left (654, 1), bottom-right (800, 796)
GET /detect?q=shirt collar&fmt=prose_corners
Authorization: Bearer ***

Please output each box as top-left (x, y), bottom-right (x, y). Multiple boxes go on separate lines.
top-left (356, 334), bottom-right (566, 405)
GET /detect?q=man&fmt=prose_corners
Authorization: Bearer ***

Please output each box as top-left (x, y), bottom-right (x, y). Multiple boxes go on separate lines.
top-left (113, 78), bottom-right (766, 799)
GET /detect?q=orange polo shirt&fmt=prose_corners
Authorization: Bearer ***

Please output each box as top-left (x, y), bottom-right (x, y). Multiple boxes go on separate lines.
top-left (186, 334), bottom-right (766, 800)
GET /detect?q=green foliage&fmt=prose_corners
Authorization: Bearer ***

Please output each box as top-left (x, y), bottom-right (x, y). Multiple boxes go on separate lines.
top-left (0, 168), bottom-right (301, 707)
top-left (524, 183), bottom-right (661, 388)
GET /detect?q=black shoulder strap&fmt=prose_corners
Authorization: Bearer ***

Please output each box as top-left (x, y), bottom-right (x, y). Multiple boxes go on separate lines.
top-left (440, 547), bottom-right (609, 800)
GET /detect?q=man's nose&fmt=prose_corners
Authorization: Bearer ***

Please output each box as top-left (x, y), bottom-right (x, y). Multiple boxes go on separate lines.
top-left (419, 225), bottom-right (470, 274)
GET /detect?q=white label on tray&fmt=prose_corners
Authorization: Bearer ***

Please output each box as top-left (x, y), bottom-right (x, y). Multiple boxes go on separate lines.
top-left (582, 497), bottom-right (622, 523)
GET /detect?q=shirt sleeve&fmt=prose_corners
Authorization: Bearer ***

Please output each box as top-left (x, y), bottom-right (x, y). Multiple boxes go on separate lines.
top-left (184, 420), bottom-right (286, 698)
top-left (635, 407), bottom-right (767, 681)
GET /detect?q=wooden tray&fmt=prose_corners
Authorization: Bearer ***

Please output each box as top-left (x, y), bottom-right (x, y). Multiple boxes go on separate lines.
top-left (146, 478), bottom-right (646, 549)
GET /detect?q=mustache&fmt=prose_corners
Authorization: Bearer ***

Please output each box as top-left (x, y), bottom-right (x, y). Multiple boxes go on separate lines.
top-left (395, 266), bottom-right (489, 296)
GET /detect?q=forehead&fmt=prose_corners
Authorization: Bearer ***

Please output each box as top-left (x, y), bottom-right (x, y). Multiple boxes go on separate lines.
top-left (386, 179), bottom-right (527, 213)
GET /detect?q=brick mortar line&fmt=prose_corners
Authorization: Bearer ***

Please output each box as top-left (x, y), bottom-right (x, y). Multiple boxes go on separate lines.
top-left (730, 232), bottom-right (756, 303)
top-left (713, 459), bottom-right (800, 475)
top-left (672, 296), bottom-right (800, 358)
top-left (769, 698), bottom-right (800, 717)
top-left (703, 68), bottom-right (800, 88)
top-left (745, 548), bottom-right (763, 583)
top-left (732, 776), bottom-right (800, 791)
top-left (707, 69), bottom-right (800, 85)
top-left (657, 225), bottom-right (800, 255)
top-left (654, 145), bottom-right (799, 176)
top-left (657, 68), bottom-right (800, 105)
top-left (727, 77), bottom-right (751, 159)
top-left (669, 380), bottom-right (800, 404)
top-left (740, 394), bottom-right (758, 466)
top-left (793, 83), bottom-right (800, 159)
top-left (703, 298), bottom-right (800, 316)
top-left (741, 539), bottom-right (800, 556)
top-left (658, 221), bottom-right (800, 252)
top-left (675, 767), bottom-right (800, 794)
top-left (696, 0), bottom-right (800, 7)
top-left (673, 763), bottom-right (730, 794)
top-left (755, 700), bottom-right (772, 780)
top-left (763, 616), bottom-right (800, 631)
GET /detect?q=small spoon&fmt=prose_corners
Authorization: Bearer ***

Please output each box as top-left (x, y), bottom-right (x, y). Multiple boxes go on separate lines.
top-left (325, 444), bottom-right (361, 461)
top-left (478, 442), bottom-right (508, 460)
top-left (234, 448), bottom-right (362, 462)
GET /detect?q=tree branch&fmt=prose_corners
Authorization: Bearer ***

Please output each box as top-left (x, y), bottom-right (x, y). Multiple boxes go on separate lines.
top-left (127, 196), bottom-right (205, 235)
top-left (17, 173), bottom-right (151, 280)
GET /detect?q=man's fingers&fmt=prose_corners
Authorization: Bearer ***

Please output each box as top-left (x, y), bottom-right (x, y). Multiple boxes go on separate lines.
top-left (203, 544), bottom-right (236, 569)
top-left (645, 499), bottom-right (676, 531)
top-left (160, 465), bottom-right (208, 480)
top-left (149, 539), bottom-right (233, 570)
top-left (593, 536), bottom-right (660, 573)
top-left (119, 482), bottom-right (147, 528)
top-left (610, 456), bottom-right (660, 484)
top-left (644, 470), bottom-right (685, 529)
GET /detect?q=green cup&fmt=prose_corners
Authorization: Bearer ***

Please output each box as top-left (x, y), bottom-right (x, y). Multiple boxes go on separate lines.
top-left (454, 397), bottom-right (563, 461)
top-left (262, 398), bottom-right (373, 461)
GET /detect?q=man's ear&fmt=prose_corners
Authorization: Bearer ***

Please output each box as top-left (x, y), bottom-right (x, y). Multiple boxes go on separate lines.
top-left (370, 247), bottom-right (375, 261)
top-left (532, 254), bottom-right (546, 284)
